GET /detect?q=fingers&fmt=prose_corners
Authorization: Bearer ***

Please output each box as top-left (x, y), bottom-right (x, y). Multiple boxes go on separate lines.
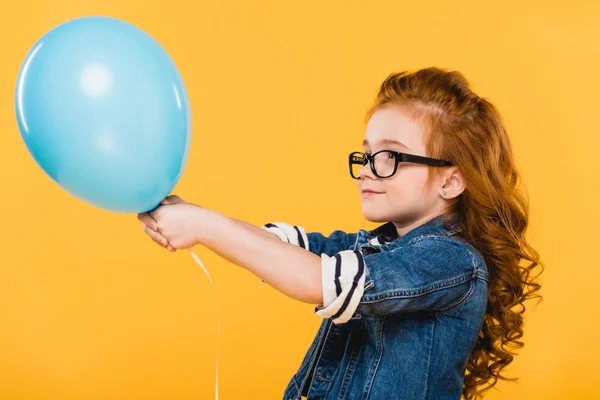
top-left (143, 224), bottom-right (167, 246)
top-left (138, 210), bottom-right (175, 252)
top-left (137, 212), bottom-right (157, 231)
top-left (161, 194), bottom-right (185, 205)
top-left (143, 224), bottom-right (176, 252)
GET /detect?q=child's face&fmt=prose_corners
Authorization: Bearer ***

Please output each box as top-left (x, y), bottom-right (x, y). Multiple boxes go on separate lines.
top-left (359, 105), bottom-right (447, 230)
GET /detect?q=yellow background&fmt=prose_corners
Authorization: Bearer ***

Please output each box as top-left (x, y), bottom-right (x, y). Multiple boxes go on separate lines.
top-left (0, 1), bottom-right (597, 399)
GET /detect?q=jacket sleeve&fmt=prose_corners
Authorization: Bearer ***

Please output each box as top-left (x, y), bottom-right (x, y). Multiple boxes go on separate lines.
top-left (313, 237), bottom-right (488, 324)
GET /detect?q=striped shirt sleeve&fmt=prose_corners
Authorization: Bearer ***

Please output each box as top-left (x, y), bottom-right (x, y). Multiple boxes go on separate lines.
top-left (259, 222), bottom-right (310, 284)
top-left (260, 222), bottom-right (310, 251)
top-left (314, 249), bottom-right (366, 325)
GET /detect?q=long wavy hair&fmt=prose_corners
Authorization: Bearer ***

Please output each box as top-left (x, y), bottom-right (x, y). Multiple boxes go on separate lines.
top-left (364, 67), bottom-right (544, 399)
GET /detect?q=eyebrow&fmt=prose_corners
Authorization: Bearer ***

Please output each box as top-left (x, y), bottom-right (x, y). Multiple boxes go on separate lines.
top-left (362, 138), bottom-right (410, 150)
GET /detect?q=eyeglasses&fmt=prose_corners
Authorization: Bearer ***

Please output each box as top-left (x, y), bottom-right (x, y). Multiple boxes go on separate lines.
top-left (349, 150), bottom-right (453, 179)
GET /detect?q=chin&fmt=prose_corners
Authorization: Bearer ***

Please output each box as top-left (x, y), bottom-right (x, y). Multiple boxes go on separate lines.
top-left (361, 208), bottom-right (390, 223)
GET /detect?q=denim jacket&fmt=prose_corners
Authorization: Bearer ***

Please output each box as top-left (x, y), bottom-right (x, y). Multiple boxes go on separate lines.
top-left (261, 215), bottom-right (490, 400)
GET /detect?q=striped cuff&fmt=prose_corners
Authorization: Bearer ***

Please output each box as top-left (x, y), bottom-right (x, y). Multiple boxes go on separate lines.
top-left (314, 249), bottom-right (366, 325)
top-left (260, 222), bottom-right (310, 251)
top-left (259, 222), bottom-right (310, 284)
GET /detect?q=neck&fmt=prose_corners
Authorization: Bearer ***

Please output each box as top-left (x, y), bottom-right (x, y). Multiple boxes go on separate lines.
top-left (391, 212), bottom-right (445, 237)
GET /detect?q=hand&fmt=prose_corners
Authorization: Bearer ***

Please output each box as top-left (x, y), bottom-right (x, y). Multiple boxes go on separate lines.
top-left (138, 195), bottom-right (206, 251)
top-left (137, 195), bottom-right (193, 251)
top-left (138, 195), bottom-right (183, 252)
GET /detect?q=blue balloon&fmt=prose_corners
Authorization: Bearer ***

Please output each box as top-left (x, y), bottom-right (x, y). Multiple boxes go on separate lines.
top-left (15, 16), bottom-right (191, 213)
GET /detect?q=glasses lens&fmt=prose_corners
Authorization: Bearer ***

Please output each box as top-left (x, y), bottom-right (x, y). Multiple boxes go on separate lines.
top-left (350, 153), bottom-right (365, 179)
top-left (373, 151), bottom-right (396, 177)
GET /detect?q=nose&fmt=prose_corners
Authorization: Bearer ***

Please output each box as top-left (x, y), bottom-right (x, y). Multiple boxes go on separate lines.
top-left (357, 162), bottom-right (377, 180)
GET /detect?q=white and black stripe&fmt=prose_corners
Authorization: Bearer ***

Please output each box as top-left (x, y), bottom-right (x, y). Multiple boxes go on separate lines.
top-left (315, 249), bottom-right (367, 325)
top-left (368, 234), bottom-right (394, 246)
top-left (259, 222), bottom-right (310, 284)
top-left (368, 236), bottom-right (383, 246)
top-left (261, 222), bottom-right (310, 251)
top-left (261, 223), bottom-right (389, 323)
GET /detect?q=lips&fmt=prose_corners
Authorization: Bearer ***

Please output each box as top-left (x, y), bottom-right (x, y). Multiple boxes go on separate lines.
top-left (361, 189), bottom-right (384, 194)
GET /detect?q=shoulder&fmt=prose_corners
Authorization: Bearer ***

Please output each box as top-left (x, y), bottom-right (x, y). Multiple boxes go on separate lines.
top-left (390, 234), bottom-right (489, 281)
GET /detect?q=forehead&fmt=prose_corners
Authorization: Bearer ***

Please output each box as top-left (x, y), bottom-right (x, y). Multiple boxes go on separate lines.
top-left (363, 106), bottom-right (426, 151)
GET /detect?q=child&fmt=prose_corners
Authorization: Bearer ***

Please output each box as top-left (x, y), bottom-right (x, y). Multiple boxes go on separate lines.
top-left (138, 67), bottom-right (543, 400)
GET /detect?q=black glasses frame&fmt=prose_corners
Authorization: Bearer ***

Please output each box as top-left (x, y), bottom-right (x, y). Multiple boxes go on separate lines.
top-left (349, 150), bottom-right (453, 179)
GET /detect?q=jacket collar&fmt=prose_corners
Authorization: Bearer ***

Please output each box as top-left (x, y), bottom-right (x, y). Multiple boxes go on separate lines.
top-left (359, 214), bottom-right (463, 250)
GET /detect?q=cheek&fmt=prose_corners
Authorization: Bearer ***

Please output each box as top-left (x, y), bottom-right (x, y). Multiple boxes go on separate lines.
top-left (384, 185), bottom-right (420, 204)
top-left (386, 167), bottom-right (430, 197)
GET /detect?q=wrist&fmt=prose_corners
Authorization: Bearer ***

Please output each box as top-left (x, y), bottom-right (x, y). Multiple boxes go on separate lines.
top-left (193, 206), bottom-right (220, 245)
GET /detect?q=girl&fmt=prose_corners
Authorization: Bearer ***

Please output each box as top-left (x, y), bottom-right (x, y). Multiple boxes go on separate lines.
top-left (138, 67), bottom-right (543, 400)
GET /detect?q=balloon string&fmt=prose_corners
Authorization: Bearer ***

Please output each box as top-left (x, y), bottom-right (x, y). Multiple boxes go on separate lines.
top-left (188, 249), bottom-right (219, 400)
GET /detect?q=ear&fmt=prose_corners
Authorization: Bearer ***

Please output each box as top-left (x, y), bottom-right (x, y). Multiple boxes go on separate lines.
top-left (439, 167), bottom-right (466, 199)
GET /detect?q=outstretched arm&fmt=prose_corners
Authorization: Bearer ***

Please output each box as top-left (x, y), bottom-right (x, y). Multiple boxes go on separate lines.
top-left (139, 196), bottom-right (323, 305)
top-left (200, 209), bottom-right (324, 305)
